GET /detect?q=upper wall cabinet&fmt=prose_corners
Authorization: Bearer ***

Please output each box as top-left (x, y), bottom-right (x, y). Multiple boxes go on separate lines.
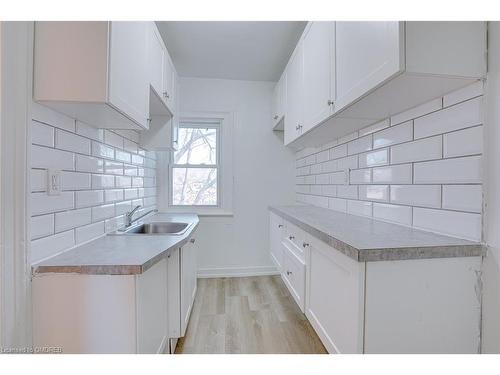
top-left (34, 21), bottom-right (151, 130)
top-left (272, 71), bottom-right (287, 130)
top-left (280, 21), bottom-right (486, 148)
top-left (284, 43), bottom-right (304, 145)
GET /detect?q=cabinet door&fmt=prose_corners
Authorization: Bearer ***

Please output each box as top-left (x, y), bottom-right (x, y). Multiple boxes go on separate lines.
top-left (180, 238), bottom-right (198, 336)
top-left (167, 247), bottom-right (181, 339)
top-left (136, 259), bottom-right (168, 353)
top-left (335, 21), bottom-right (403, 112)
top-left (148, 23), bottom-right (166, 102)
top-left (306, 237), bottom-right (365, 353)
top-left (284, 43), bottom-right (304, 145)
top-left (302, 22), bottom-right (335, 132)
top-left (281, 243), bottom-right (306, 312)
top-left (108, 21), bottom-right (150, 129)
top-left (164, 55), bottom-right (175, 110)
top-left (269, 212), bottom-right (283, 271)
top-left (278, 71), bottom-right (287, 120)
top-left (272, 82), bottom-right (280, 124)
top-left (171, 70), bottom-right (180, 150)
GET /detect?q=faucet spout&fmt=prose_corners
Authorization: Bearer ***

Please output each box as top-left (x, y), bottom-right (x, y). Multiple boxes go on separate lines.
top-left (125, 205), bottom-right (142, 227)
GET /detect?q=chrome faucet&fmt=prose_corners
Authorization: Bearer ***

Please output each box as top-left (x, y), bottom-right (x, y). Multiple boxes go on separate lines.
top-left (125, 205), bottom-right (158, 228)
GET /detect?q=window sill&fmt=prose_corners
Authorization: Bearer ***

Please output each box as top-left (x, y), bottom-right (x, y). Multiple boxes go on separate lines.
top-left (166, 207), bottom-right (234, 217)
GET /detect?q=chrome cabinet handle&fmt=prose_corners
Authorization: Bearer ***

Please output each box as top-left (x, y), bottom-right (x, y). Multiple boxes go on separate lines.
top-left (289, 235), bottom-right (295, 240)
top-left (278, 224), bottom-right (283, 228)
top-left (190, 238), bottom-right (196, 244)
top-left (163, 91), bottom-right (170, 99)
top-left (328, 100), bottom-right (334, 106)
top-left (302, 242), bottom-right (310, 248)
top-left (286, 270), bottom-right (292, 276)
top-left (273, 115), bottom-right (279, 120)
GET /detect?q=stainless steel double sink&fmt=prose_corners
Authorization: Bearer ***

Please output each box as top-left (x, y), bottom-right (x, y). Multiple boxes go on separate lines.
top-left (112, 222), bottom-right (192, 236)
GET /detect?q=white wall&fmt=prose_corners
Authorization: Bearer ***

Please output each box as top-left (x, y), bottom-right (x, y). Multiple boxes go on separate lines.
top-left (296, 83), bottom-right (484, 241)
top-left (163, 77), bottom-right (295, 277)
top-left (482, 21), bottom-right (500, 353)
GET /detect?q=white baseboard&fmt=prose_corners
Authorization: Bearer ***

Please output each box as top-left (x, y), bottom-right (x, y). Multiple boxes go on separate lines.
top-left (197, 265), bottom-right (280, 278)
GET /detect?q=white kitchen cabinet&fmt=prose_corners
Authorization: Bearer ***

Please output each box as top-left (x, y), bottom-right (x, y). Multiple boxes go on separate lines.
top-left (280, 21), bottom-right (486, 149)
top-left (34, 21), bottom-right (150, 130)
top-left (272, 71), bottom-right (287, 130)
top-left (302, 21), bottom-right (335, 132)
top-left (269, 211), bottom-right (284, 271)
top-left (281, 242), bottom-right (306, 312)
top-left (164, 56), bottom-right (176, 111)
top-left (269, 211), bottom-right (482, 353)
top-left (306, 235), bottom-right (365, 354)
top-left (33, 259), bottom-right (169, 354)
top-left (284, 43), bottom-right (304, 144)
top-left (148, 22), bottom-right (167, 106)
top-left (335, 22), bottom-right (403, 113)
top-left (180, 237), bottom-right (198, 336)
top-left (167, 247), bottom-right (181, 340)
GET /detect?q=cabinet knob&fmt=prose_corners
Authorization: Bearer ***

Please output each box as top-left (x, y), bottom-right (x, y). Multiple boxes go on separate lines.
top-left (163, 91), bottom-right (170, 99)
top-left (286, 270), bottom-right (292, 276)
top-left (289, 235), bottom-right (295, 240)
top-left (302, 242), bottom-right (310, 248)
top-left (327, 100), bottom-right (334, 106)
top-left (190, 238), bottom-right (196, 244)
top-left (273, 115), bottom-right (279, 120)
top-left (278, 224), bottom-right (283, 228)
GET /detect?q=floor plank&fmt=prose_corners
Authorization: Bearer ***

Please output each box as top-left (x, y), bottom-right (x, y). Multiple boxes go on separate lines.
top-left (175, 275), bottom-right (327, 354)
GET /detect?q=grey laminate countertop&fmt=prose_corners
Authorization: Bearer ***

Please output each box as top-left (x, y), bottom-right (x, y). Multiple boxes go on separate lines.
top-left (270, 205), bottom-right (485, 262)
top-left (32, 213), bottom-right (199, 275)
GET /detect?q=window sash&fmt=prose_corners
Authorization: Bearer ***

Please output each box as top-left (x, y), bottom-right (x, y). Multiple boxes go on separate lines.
top-left (169, 122), bottom-right (222, 207)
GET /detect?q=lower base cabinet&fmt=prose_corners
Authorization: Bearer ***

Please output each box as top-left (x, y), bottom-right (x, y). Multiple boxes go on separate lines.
top-left (33, 237), bottom-right (198, 354)
top-left (271, 211), bottom-right (482, 354)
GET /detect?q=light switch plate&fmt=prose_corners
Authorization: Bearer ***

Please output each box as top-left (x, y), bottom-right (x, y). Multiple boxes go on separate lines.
top-left (47, 169), bottom-right (61, 196)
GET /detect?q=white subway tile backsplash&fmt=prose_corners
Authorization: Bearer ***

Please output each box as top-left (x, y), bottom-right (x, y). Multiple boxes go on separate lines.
top-left (31, 230), bottom-right (75, 264)
top-left (31, 214), bottom-right (54, 240)
top-left (76, 190), bottom-right (104, 208)
top-left (32, 121), bottom-right (54, 147)
top-left (391, 98), bottom-right (442, 126)
top-left (414, 156), bottom-right (482, 184)
top-left (30, 105), bottom-right (158, 264)
top-left (92, 204), bottom-right (115, 222)
top-left (76, 155), bottom-right (104, 173)
top-left (443, 125), bottom-right (483, 158)
top-left (443, 81), bottom-right (483, 107)
top-left (390, 185), bottom-right (441, 208)
top-left (75, 221), bottom-right (105, 244)
top-left (347, 200), bottom-right (372, 217)
top-left (359, 185), bottom-right (389, 202)
top-left (413, 207), bottom-right (481, 241)
top-left (76, 121), bottom-right (104, 142)
top-left (442, 185), bottom-right (482, 213)
top-left (414, 97), bottom-right (482, 139)
top-left (359, 149), bottom-right (389, 168)
top-left (373, 121), bottom-right (413, 149)
top-left (350, 169), bottom-right (371, 184)
top-left (359, 119), bottom-right (390, 136)
top-left (55, 208), bottom-right (92, 233)
top-left (373, 203), bottom-right (412, 226)
top-left (348, 135), bottom-right (372, 155)
top-left (32, 145), bottom-right (75, 171)
top-left (295, 86), bottom-right (483, 241)
top-left (31, 192), bottom-right (74, 215)
top-left (61, 171), bottom-right (91, 191)
top-left (372, 164), bottom-right (412, 184)
top-left (390, 135), bottom-right (442, 164)
top-left (55, 129), bottom-right (91, 155)
top-left (92, 141), bottom-right (114, 159)
top-left (104, 130), bottom-right (123, 149)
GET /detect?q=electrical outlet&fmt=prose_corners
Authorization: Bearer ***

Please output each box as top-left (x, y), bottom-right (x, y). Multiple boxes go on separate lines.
top-left (344, 168), bottom-right (350, 185)
top-left (47, 169), bottom-right (61, 196)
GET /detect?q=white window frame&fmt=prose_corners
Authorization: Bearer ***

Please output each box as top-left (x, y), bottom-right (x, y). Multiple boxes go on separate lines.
top-left (167, 111), bottom-right (233, 216)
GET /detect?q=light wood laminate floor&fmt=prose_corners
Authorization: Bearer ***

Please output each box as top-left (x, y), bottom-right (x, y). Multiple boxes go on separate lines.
top-left (175, 276), bottom-right (327, 354)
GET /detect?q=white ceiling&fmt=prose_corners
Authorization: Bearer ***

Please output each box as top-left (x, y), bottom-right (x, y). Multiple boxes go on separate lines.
top-left (156, 21), bottom-right (307, 82)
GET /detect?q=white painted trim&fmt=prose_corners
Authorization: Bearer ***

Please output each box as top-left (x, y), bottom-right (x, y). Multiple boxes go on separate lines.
top-left (197, 265), bottom-right (279, 278)
top-left (0, 21), bottom-right (33, 349)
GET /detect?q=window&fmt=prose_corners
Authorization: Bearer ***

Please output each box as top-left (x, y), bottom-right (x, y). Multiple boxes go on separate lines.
top-left (170, 122), bottom-right (220, 206)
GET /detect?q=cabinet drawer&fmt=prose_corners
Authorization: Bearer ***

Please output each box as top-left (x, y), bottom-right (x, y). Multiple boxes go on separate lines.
top-left (281, 242), bottom-right (306, 312)
top-left (283, 220), bottom-right (308, 261)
